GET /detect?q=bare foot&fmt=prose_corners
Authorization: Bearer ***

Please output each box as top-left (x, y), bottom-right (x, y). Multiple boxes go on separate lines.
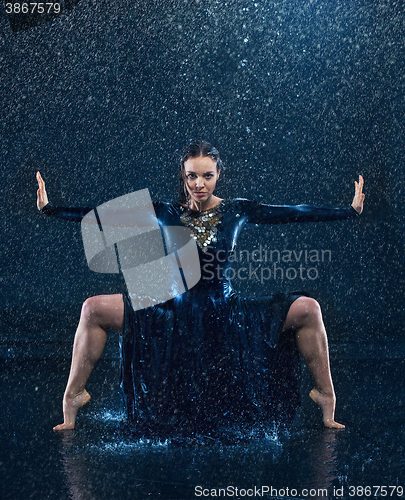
top-left (309, 388), bottom-right (345, 429)
top-left (53, 390), bottom-right (91, 431)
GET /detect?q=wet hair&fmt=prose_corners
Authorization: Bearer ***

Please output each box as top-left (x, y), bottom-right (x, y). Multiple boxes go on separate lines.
top-left (178, 140), bottom-right (223, 205)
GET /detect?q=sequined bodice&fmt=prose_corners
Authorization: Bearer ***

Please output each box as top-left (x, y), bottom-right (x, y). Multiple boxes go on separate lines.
top-left (180, 201), bottom-right (224, 250)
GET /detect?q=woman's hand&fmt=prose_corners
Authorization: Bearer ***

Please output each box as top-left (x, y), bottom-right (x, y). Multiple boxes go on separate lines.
top-left (36, 171), bottom-right (49, 210)
top-left (351, 175), bottom-right (365, 214)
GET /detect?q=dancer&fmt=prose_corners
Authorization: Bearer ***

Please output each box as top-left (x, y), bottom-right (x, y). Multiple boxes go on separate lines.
top-left (37, 141), bottom-right (364, 433)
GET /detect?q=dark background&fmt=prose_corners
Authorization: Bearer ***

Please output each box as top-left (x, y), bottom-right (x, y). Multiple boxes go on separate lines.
top-left (0, 0), bottom-right (404, 355)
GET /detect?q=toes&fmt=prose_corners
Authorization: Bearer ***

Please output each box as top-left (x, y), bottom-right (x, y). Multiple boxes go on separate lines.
top-left (324, 419), bottom-right (345, 429)
top-left (53, 423), bottom-right (74, 431)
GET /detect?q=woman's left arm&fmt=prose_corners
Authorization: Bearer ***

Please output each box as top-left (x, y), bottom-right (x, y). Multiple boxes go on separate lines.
top-left (240, 176), bottom-right (365, 225)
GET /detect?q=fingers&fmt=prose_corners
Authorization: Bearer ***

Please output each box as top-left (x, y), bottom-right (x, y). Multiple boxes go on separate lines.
top-left (36, 172), bottom-right (47, 196)
top-left (36, 172), bottom-right (47, 195)
top-left (37, 173), bottom-right (44, 197)
top-left (36, 171), bottom-right (49, 210)
top-left (354, 175), bottom-right (364, 196)
top-left (352, 175), bottom-right (365, 214)
top-left (358, 176), bottom-right (363, 198)
top-left (36, 171), bottom-right (44, 187)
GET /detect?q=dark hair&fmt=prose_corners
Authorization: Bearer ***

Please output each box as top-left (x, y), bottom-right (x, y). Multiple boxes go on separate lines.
top-left (178, 140), bottom-right (223, 204)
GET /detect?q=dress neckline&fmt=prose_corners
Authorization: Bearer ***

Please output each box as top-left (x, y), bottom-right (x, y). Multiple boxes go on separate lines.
top-left (179, 199), bottom-right (225, 214)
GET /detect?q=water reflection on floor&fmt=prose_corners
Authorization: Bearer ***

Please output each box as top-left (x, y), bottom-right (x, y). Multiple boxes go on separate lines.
top-left (1, 357), bottom-right (404, 499)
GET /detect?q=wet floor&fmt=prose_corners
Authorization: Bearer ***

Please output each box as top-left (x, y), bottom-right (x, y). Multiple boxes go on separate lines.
top-left (1, 352), bottom-right (405, 500)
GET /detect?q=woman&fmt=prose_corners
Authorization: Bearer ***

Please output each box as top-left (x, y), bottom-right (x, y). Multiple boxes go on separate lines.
top-left (37, 140), bottom-right (364, 434)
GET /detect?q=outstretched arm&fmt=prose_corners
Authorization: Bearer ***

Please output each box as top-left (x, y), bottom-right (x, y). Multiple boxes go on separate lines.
top-left (36, 172), bottom-right (93, 222)
top-left (240, 176), bottom-right (365, 225)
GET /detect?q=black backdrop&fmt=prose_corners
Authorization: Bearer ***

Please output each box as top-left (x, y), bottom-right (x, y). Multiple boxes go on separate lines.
top-left (1, 0), bottom-right (404, 356)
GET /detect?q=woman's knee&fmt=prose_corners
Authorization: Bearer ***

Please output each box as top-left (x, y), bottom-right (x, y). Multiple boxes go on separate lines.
top-left (285, 297), bottom-right (322, 330)
top-left (80, 294), bottom-right (124, 332)
top-left (297, 297), bottom-right (322, 318)
top-left (81, 296), bottom-right (104, 325)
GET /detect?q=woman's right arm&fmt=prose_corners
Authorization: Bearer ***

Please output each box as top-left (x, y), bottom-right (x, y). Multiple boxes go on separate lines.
top-left (36, 171), bottom-right (94, 222)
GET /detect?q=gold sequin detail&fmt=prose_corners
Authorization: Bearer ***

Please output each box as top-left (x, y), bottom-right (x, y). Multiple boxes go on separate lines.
top-left (180, 202), bottom-right (224, 249)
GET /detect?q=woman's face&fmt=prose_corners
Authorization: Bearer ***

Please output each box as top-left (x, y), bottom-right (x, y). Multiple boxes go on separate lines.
top-left (183, 156), bottom-right (220, 206)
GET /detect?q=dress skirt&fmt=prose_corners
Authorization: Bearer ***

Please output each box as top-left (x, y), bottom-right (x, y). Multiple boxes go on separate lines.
top-left (119, 282), bottom-right (305, 439)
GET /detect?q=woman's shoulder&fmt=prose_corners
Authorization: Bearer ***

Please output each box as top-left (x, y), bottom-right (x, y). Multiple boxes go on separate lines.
top-left (153, 201), bottom-right (186, 218)
top-left (224, 198), bottom-right (260, 211)
top-left (155, 200), bottom-right (185, 209)
top-left (226, 198), bottom-right (257, 204)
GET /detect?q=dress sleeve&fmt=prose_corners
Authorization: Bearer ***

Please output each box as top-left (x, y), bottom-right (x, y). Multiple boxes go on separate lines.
top-left (40, 203), bottom-right (94, 222)
top-left (236, 199), bottom-right (359, 225)
top-left (40, 201), bottom-right (165, 223)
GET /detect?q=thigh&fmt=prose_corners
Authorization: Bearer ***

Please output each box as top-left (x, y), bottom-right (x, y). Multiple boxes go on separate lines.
top-left (83, 294), bottom-right (125, 333)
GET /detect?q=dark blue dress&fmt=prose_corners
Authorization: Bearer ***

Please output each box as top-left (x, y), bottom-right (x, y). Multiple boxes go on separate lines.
top-left (41, 198), bottom-right (358, 438)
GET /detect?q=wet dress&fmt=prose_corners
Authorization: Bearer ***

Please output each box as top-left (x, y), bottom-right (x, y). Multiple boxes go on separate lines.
top-left (41, 198), bottom-right (358, 437)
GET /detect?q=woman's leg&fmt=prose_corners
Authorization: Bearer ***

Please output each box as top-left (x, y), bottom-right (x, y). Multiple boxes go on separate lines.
top-left (53, 294), bottom-right (124, 431)
top-left (283, 297), bottom-right (344, 429)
